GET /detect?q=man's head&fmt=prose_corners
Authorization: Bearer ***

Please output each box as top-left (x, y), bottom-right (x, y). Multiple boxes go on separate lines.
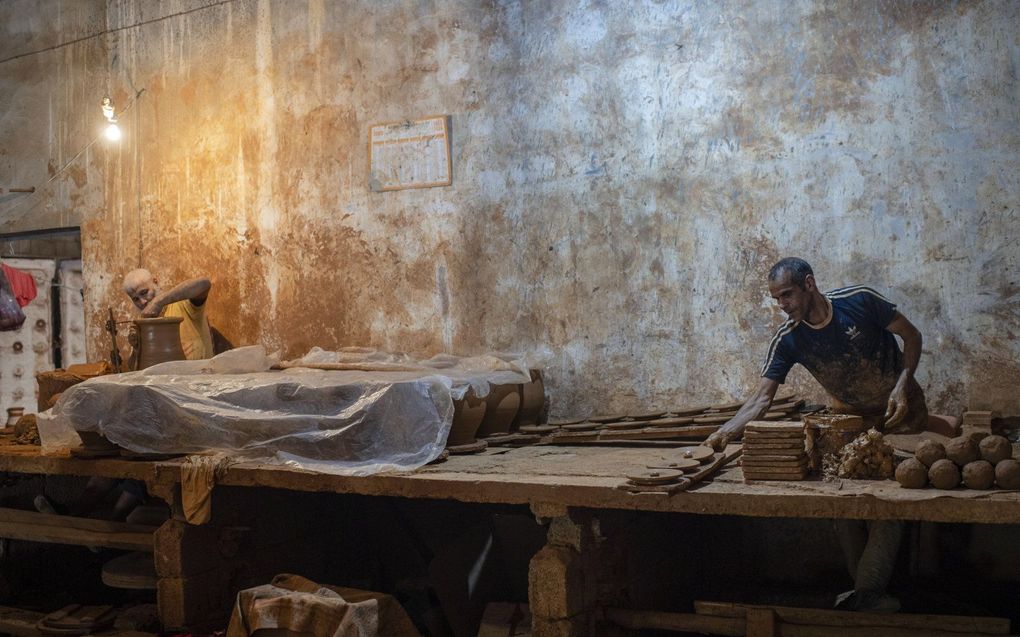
top-left (767, 257), bottom-right (819, 322)
top-left (122, 268), bottom-right (160, 312)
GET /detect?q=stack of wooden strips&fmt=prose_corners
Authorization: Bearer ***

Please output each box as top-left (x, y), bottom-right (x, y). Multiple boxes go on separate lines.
top-left (539, 395), bottom-right (806, 446)
top-left (741, 421), bottom-right (808, 481)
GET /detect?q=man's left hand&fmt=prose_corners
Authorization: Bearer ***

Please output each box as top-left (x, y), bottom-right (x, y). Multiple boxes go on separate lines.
top-left (884, 384), bottom-right (909, 428)
top-left (140, 297), bottom-right (164, 318)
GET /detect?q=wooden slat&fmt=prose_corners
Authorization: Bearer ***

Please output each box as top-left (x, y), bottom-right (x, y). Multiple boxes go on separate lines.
top-left (0, 507), bottom-right (156, 552)
top-left (694, 601), bottom-right (1009, 635)
top-left (596, 425), bottom-right (720, 441)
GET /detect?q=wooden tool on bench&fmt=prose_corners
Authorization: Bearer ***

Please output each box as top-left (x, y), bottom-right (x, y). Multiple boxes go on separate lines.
top-left (675, 447), bottom-right (743, 492)
top-left (620, 447), bottom-right (742, 494)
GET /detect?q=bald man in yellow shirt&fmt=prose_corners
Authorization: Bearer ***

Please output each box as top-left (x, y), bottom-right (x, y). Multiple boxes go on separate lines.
top-left (122, 268), bottom-right (214, 360)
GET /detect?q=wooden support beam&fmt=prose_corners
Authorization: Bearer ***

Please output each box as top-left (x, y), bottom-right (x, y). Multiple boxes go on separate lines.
top-left (0, 507), bottom-right (156, 552)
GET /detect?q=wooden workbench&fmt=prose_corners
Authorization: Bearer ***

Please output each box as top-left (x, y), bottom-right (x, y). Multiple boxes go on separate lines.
top-left (2, 443), bottom-right (1019, 524)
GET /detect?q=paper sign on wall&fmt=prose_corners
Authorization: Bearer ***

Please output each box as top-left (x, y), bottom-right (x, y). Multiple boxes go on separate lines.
top-left (368, 116), bottom-right (452, 192)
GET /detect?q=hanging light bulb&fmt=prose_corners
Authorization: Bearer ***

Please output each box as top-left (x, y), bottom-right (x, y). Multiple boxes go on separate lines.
top-left (101, 96), bottom-right (121, 141)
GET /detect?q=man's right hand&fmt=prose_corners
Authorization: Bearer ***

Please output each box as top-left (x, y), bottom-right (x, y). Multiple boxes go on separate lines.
top-left (706, 428), bottom-right (735, 451)
top-left (0, 292), bottom-right (25, 331)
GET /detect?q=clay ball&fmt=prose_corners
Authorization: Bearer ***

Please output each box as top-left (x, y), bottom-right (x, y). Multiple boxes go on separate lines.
top-left (928, 459), bottom-right (961, 490)
top-left (979, 435), bottom-right (1012, 465)
top-left (995, 459), bottom-right (1020, 490)
top-left (895, 458), bottom-right (928, 489)
top-left (944, 436), bottom-right (979, 467)
top-left (914, 439), bottom-right (946, 467)
top-left (962, 460), bottom-right (995, 490)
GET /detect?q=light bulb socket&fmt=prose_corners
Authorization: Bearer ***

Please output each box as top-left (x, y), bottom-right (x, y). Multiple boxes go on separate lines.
top-left (101, 96), bottom-right (116, 122)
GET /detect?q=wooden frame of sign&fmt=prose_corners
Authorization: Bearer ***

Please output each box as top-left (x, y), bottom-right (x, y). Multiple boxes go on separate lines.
top-left (368, 115), bottom-right (452, 192)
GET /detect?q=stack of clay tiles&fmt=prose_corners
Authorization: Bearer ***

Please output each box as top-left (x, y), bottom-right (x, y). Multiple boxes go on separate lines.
top-left (741, 421), bottom-right (808, 481)
top-left (961, 410), bottom-right (994, 439)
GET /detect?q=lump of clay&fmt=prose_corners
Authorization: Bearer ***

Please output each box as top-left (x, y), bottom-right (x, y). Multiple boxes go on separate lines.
top-left (836, 429), bottom-right (895, 479)
top-left (944, 436), bottom-right (979, 467)
top-left (914, 439), bottom-right (946, 467)
top-left (979, 435), bottom-right (1012, 465)
top-left (995, 459), bottom-right (1020, 490)
top-left (962, 460), bottom-right (995, 490)
top-left (895, 458), bottom-right (927, 489)
top-left (928, 458), bottom-right (961, 490)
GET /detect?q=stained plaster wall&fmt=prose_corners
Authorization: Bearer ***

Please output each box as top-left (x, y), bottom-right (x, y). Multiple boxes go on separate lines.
top-left (1, 0), bottom-right (1017, 416)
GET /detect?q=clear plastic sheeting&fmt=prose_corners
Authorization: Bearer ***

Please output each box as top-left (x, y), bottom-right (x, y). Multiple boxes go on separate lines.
top-left (283, 346), bottom-right (532, 399)
top-left (48, 346), bottom-right (533, 475)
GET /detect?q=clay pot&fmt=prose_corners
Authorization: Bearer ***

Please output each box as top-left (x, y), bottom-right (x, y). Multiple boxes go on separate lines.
top-left (134, 317), bottom-right (186, 370)
top-left (448, 388), bottom-right (487, 447)
top-left (477, 383), bottom-right (521, 438)
top-left (5, 407), bottom-right (24, 428)
top-left (510, 369), bottom-right (545, 431)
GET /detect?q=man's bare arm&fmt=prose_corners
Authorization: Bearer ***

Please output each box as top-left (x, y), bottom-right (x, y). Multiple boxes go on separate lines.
top-left (705, 377), bottom-right (780, 450)
top-left (142, 277), bottom-right (211, 317)
top-left (884, 311), bottom-right (922, 427)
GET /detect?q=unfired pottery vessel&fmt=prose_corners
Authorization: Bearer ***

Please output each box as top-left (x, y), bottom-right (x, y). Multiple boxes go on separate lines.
top-left (476, 383), bottom-right (521, 438)
top-left (510, 369), bottom-right (545, 431)
top-left (134, 317), bottom-right (186, 370)
top-left (448, 388), bottom-right (487, 447)
top-left (5, 407), bottom-right (23, 427)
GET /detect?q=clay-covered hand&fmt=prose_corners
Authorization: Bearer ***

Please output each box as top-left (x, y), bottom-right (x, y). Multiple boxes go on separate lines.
top-left (706, 429), bottom-right (734, 451)
top-left (140, 295), bottom-right (165, 318)
top-left (0, 291), bottom-right (26, 331)
top-left (884, 384), bottom-right (909, 428)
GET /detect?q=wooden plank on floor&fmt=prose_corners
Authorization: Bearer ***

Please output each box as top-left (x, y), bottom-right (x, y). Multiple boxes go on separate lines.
top-left (603, 608), bottom-right (743, 636)
top-left (0, 605), bottom-right (156, 637)
top-left (0, 605), bottom-right (44, 637)
top-left (694, 601), bottom-right (1010, 635)
top-left (746, 607), bottom-right (776, 637)
top-left (0, 507), bottom-right (156, 552)
top-left (780, 627), bottom-right (1008, 637)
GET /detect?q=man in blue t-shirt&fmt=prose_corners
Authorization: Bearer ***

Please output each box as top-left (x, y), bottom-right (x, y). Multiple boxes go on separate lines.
top-left (706, 257), bottom-right (929, 613)
top-left (707, 257), bottom-right (927, 449)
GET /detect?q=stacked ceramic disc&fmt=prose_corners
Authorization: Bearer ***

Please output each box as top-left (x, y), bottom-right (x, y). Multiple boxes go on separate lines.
top-left (741, 421), bottom-right (808, 481)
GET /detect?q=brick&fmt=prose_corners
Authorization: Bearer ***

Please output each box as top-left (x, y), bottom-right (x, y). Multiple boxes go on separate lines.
top-left (157, 567), bottom-right (235, 631)
top-left (529, 546), bottom-right (584, 620)
top-left (154, 520), bottom-right (225, 577)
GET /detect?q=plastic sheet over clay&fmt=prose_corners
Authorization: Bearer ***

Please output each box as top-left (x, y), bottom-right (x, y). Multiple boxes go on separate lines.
top-left (45, 346), bottom-right (532, 475)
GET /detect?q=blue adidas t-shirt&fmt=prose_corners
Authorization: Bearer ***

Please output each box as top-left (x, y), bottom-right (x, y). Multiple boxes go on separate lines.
top-left (761, 286), bottom-right (903, 410)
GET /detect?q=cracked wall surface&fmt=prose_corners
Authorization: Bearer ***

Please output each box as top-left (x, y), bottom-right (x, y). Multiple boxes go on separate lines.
top-left (1, 0), bottom-right (1018, 416)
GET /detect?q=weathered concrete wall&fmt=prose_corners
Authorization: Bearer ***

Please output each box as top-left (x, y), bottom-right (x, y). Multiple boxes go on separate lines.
top-left (1, 0), bottom-right (1017, 416)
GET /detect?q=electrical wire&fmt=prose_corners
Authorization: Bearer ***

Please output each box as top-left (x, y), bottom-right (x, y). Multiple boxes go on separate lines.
top-left (0, 0), bottom-right (240, 66)
top-left (0, 88), bottom-right (146, 224)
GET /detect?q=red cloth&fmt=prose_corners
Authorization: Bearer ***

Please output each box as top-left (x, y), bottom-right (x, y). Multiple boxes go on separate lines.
top-left (1, 263), bottom-right (37, 307)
